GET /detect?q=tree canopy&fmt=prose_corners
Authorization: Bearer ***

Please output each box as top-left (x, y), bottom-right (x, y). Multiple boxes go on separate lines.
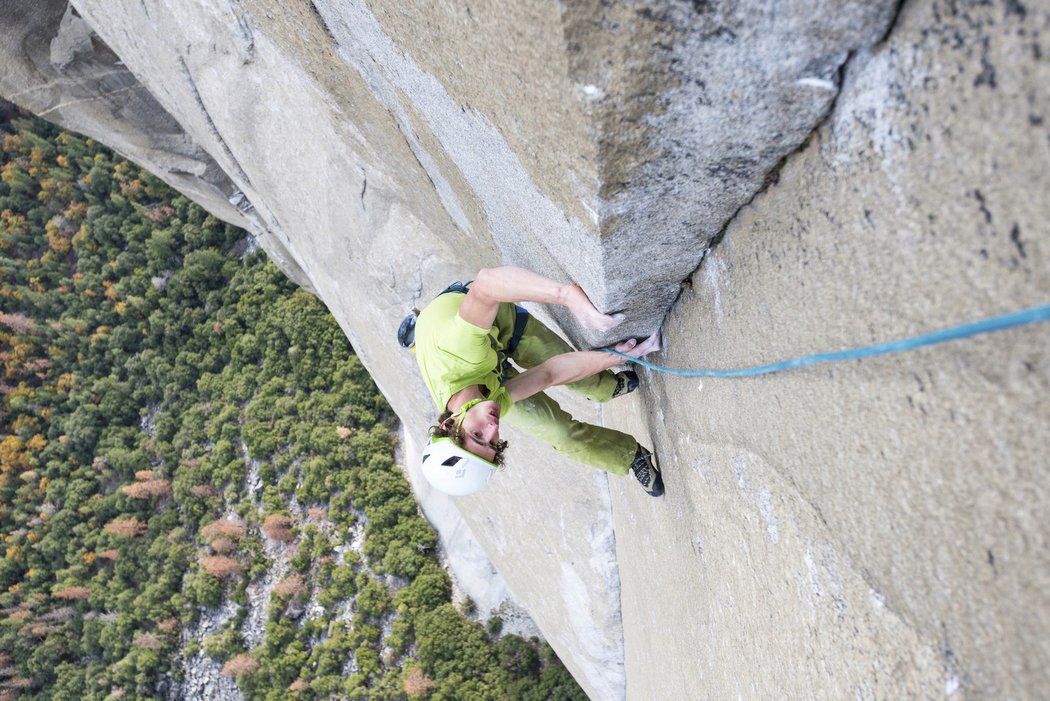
top-left (0, 107), bottom-right (584, 700)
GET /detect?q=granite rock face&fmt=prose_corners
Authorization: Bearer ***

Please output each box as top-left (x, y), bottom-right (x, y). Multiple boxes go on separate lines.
top-left (3, 0), bottom-right (1048, 699)
top-left (0, 0), bottom-right (314, 291)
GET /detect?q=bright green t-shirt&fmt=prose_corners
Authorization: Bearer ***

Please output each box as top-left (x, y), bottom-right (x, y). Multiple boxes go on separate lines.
top-left (414, 292), bottom-right (513, 416)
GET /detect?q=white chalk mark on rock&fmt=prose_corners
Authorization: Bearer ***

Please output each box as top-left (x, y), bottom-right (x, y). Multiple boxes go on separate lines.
top-left (795, 77), bottom-right (837, 91)
top-left (758, 486), bottom-right (779, 544)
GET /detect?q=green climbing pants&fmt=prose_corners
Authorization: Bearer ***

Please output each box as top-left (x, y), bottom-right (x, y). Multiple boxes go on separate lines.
top-left (493, 304), bottom-right (638, 476)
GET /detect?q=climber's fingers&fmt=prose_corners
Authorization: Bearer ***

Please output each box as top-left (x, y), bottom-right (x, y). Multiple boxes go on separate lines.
top-left (618, 332), bottom-right (661, 358)
top-left (566, 284), bottom-right (626, 332)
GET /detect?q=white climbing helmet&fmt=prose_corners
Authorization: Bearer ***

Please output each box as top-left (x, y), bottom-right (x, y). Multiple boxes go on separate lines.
top-left (420, 436), bottom-right (498, 496)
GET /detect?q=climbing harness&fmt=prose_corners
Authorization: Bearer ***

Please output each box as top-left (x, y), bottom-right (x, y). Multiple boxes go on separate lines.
top-left (398, 280), bottom-right (530, 379)
top-left (602, 303), bottom-right (1050, 378)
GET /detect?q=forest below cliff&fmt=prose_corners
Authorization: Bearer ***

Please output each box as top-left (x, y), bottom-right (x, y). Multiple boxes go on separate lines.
top-left (0, 110), bottom-right (584, 700)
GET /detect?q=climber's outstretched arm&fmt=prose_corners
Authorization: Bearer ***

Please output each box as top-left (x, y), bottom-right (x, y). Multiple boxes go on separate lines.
top-left (505, 334), bottom-right (661, 403)
top-left (458, 266), bottom-right (625, 332)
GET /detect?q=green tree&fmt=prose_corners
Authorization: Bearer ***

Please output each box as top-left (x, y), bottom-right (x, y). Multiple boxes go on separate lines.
top-left (0, 106), bottom-right (584, 701)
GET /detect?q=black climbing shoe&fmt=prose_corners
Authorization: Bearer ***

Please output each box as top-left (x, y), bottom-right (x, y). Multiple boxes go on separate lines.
top-left (629, 444), bottom-right (664, 497)
top-left (612, 370), bottom-right (639, 399)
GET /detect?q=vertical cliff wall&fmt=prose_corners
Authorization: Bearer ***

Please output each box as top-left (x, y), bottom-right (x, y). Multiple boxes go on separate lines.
top-left (603, 2), bottom-right (1050, 696)
top-left (2, 0), bottom-right (1047, 698)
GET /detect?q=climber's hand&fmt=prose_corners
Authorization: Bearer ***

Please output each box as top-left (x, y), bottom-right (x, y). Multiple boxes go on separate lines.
top-left (563, 284), bottom-right (625, 332)
top-left (614, 332), bottom-right (661, 358)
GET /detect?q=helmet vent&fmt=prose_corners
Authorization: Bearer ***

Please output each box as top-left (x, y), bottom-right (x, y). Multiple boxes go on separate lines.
top-left (441, 456), bottom-right (462, 467)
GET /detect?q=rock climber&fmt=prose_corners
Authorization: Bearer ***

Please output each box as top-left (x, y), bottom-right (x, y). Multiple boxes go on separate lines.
top-left (409, 266), bottom-right (664, 497)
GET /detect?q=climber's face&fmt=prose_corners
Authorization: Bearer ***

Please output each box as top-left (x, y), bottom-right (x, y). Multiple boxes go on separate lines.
top-left (454, 399), bottom-right (501, 462)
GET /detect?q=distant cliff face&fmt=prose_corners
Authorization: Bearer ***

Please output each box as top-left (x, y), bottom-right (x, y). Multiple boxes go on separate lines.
top-left (4, 1), bottom-right (1048, 699)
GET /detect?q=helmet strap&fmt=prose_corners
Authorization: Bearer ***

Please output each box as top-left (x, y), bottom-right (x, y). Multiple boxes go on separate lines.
top-left (452, 397), bottom-right (485, 432)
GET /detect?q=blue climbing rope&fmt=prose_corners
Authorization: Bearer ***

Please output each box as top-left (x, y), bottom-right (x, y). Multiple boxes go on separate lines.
top-left (603, 303), bottom-right (1050, 378)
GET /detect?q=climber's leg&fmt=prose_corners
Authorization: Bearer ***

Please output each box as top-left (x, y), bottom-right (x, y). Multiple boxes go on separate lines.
top-left (504, 388), bottom-right (636, 476)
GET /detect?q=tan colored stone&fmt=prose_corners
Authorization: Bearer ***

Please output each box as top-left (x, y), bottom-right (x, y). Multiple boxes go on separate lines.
top-left (3, 0), bottom-right (1047, 698)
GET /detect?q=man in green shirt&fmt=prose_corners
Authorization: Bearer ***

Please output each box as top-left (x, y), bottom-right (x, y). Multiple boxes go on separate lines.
top-left (415, 266), bottom-right (663, 497)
